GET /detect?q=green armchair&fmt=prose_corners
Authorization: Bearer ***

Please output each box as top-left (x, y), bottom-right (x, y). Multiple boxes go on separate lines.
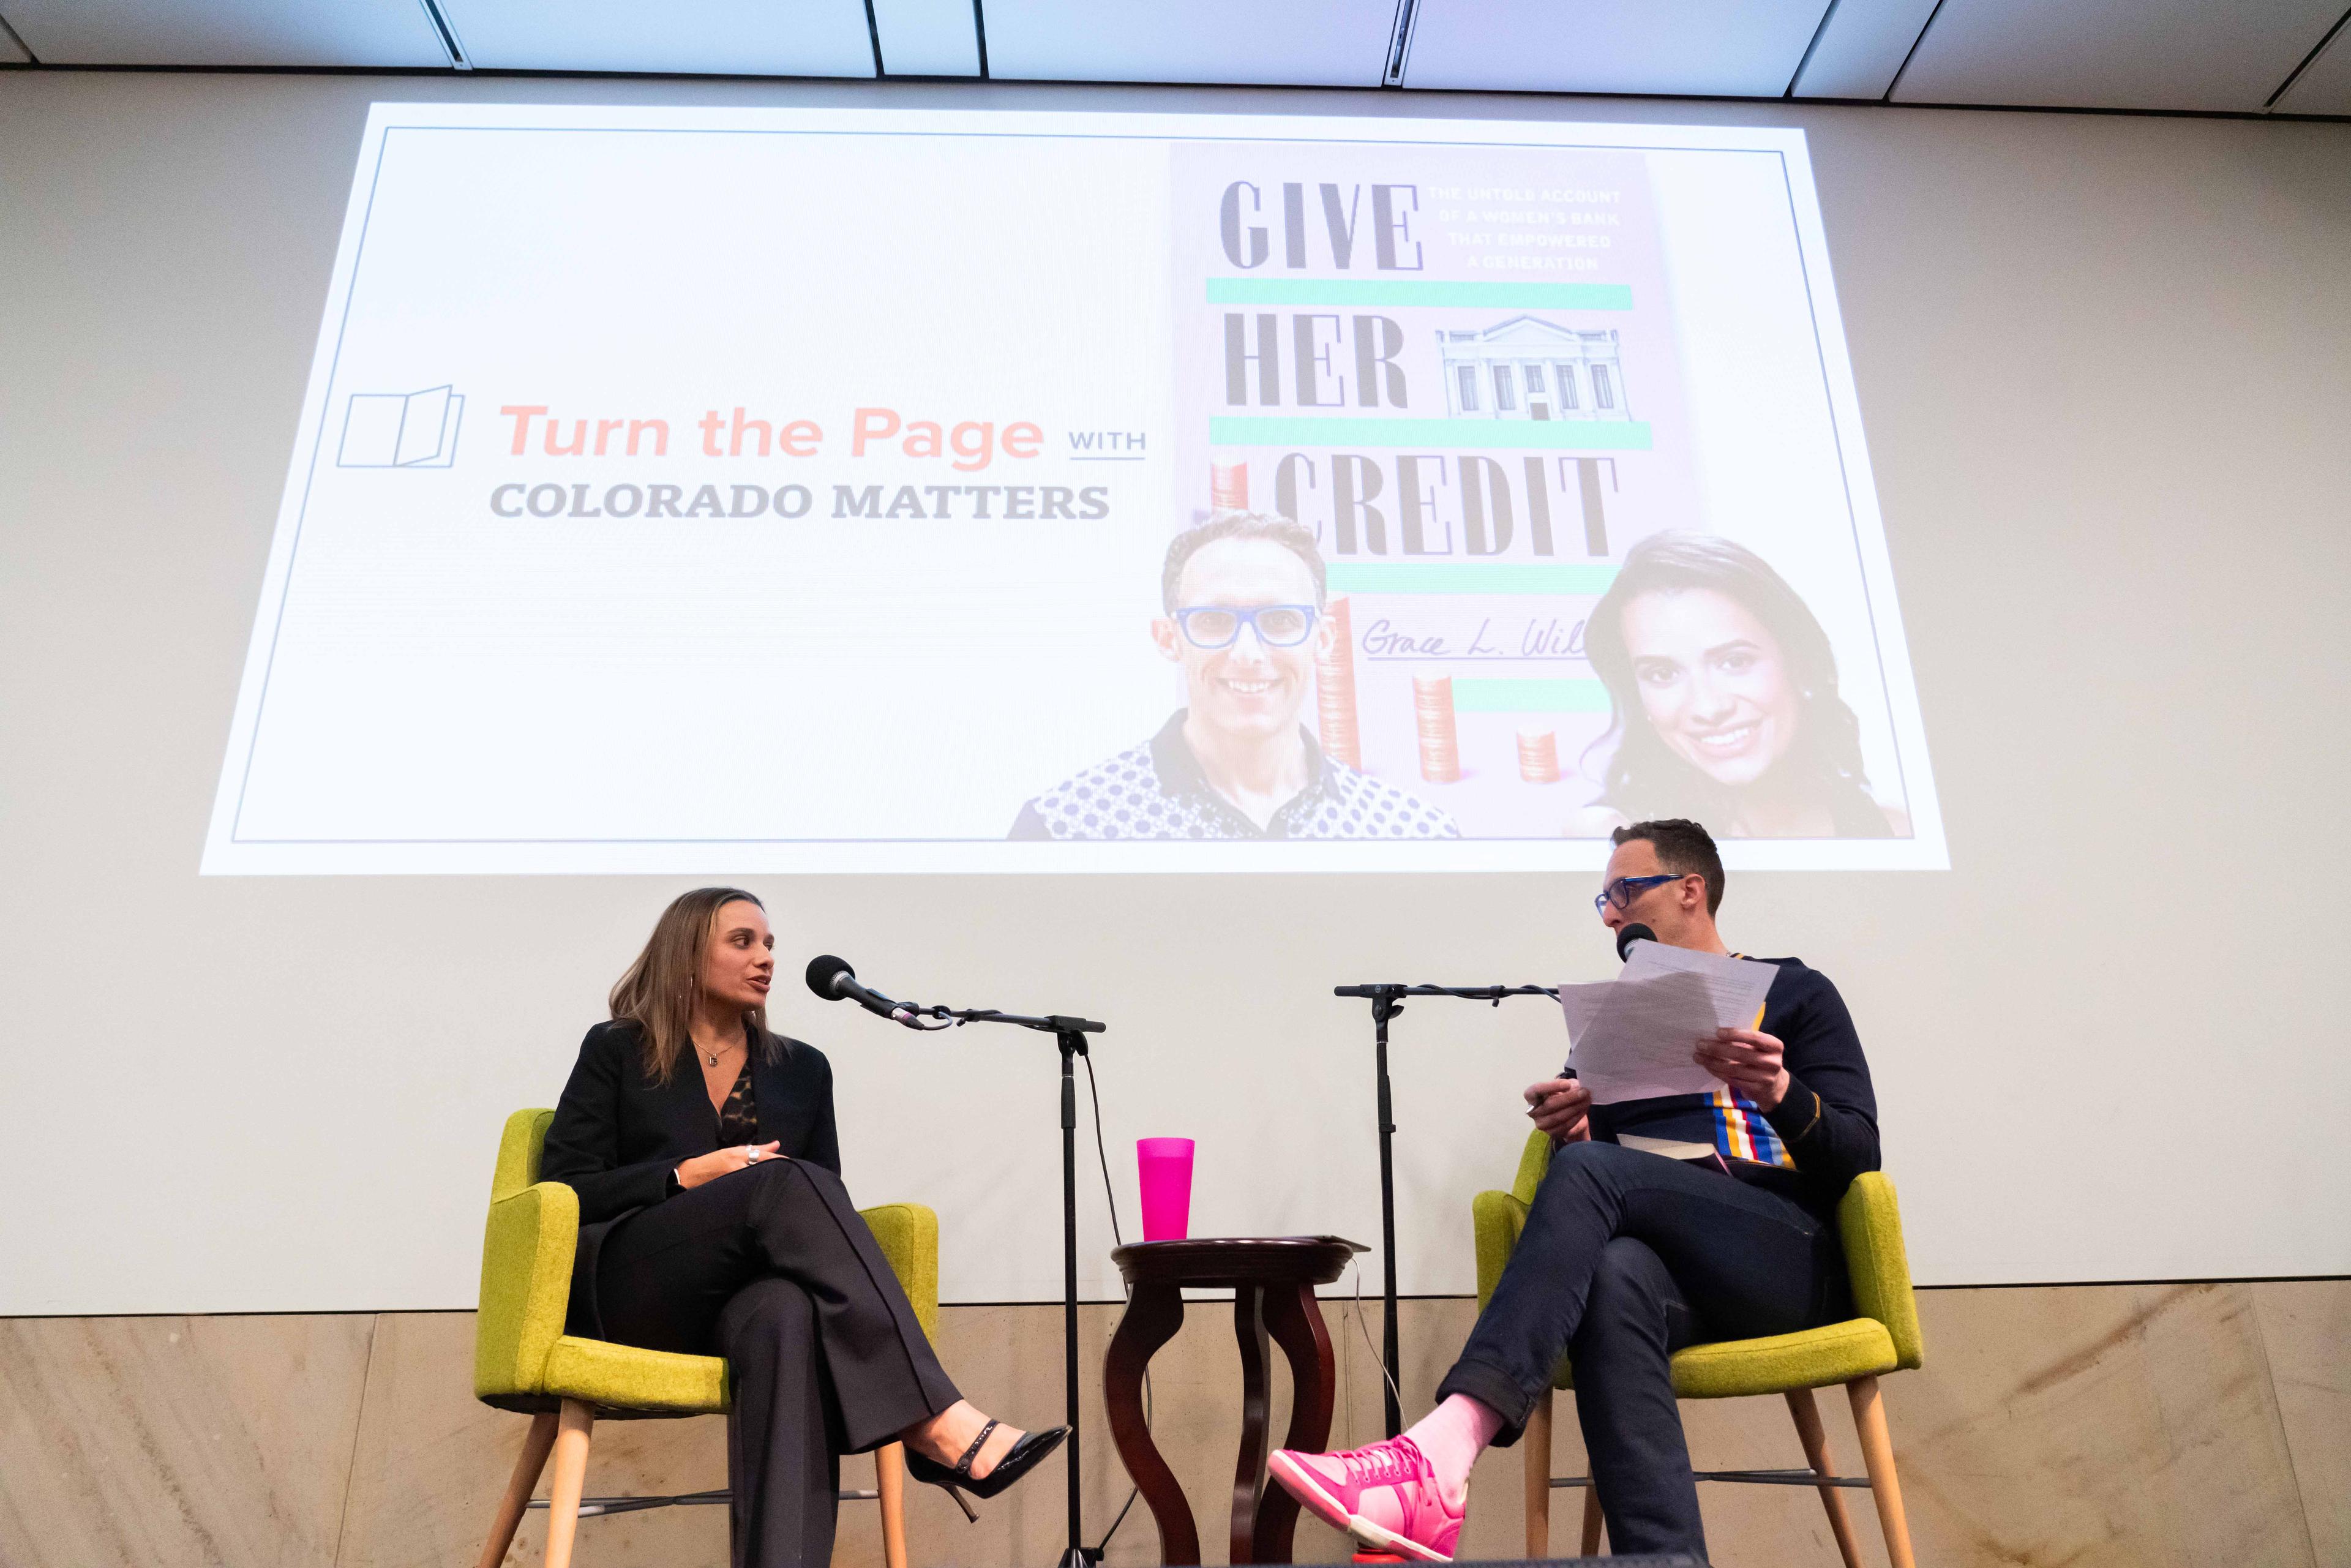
top-left (1474, 1130), bottom-right (1922, 1568)
top-left (472, 1108), bottom-right (939, 1568)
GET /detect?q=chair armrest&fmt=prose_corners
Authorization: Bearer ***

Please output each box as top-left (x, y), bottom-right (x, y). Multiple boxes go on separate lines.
top-left (1511, 1129), bottom-right (1557, 1205)
top-left (1472, 1190), bottom-right (1529, 1313)
top-left (491, 1108), bottom-right (557, 1202)
top-left (475, 1180), bottom-right (579, 1401)
top-left (1839, 1172), bottom-right (1924, 1370)
top-left (859, 1202), bottom-right (940, 1342)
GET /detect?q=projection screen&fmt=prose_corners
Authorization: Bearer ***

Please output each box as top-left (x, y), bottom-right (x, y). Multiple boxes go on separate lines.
top-left (203, 104), bottom-right (1942, 876)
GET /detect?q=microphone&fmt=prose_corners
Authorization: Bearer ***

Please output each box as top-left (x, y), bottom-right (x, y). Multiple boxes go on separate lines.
top-left (803, 955), bottom-right (920, 1027)
top-left (1614, 922), bottom-right (1657, 962)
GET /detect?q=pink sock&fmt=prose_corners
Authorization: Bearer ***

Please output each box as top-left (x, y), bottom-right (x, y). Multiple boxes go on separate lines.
top-left (1403, 1394), bottom-right (1504, 1497)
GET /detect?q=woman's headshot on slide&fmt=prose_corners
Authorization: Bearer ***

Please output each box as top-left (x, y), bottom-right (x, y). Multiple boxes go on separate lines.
top-left (1572, 531), bottom-right (1908, 840)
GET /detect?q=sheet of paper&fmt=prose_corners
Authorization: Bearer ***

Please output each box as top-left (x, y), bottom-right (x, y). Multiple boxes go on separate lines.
top-left (1560, 944), bottom-right (1781, 1105)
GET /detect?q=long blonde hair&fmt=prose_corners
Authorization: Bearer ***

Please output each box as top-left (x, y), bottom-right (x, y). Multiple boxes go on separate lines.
top-left (610, 887), bottom-right (781, 1084)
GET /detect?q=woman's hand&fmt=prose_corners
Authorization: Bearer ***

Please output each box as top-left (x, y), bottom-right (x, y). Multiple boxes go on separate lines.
top-left (1524, 1077), bottom-right (1593, 1141)
top-left (675, 1142), bottom-right (784, 1191)
top-left (1695, 1027), bottom-right (1790, 1109)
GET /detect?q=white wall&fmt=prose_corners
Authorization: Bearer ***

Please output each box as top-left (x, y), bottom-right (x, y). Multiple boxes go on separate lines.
top-left (2, 71), bottom-right (2347, 1314)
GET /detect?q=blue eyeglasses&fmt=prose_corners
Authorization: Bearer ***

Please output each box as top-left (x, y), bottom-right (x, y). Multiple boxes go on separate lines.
top-left (1173, 604), bottom-right (1319, 650)
top-left (1593, 874), bottom-right (1681, 915)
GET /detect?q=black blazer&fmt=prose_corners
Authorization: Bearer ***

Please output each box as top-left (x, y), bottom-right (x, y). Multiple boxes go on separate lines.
top-left (541, 1019), bottom-right (841, 1332)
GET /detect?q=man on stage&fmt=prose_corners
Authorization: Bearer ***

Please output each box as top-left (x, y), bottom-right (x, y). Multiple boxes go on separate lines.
top-left (1269, 817), bottom-right (1882, 1561)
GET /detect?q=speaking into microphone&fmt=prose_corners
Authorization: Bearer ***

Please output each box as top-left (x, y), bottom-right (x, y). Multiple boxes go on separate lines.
top-left (1614, 921), bottom-right (1657, 962)
top-left (803, 955), bottom-right (922, 1027)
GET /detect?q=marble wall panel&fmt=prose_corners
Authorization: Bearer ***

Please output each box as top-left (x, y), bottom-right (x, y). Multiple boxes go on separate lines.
top-left (337, 1308), bottom-right (749, 1567)
top-left (2255, 1281), bottom-right (2351, 1568)
top-left (3, 1280), bottom-right (2345, 1568)
top-left (332, 1300), bottom-right (1273, 1568)
top-left (0, 1312), bottom-right (372, 1568)
top-left (1884, 1283), bottom-right (2314, 1568)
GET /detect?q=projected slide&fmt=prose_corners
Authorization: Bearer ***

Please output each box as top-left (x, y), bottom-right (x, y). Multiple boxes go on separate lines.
top-left (204, 105), bottom-right (1942, 874)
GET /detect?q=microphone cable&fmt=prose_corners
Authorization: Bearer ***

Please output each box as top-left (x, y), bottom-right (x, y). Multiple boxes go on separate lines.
top-left (1081, 1049), bottom-right (1151, 1561)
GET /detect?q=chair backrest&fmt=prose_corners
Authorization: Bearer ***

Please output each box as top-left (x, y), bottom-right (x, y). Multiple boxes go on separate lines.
top-left (1507, 1130), bottom-right (1924, 1370)
top-left (857, 1202), bottom-right (942, 1341)
top-left (475, 1108), bottom-right (579, 1403)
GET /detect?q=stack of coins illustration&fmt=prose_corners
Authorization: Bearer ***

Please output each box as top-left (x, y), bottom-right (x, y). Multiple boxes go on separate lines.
top-left (1316, 596), bottom-right (1360, 768)
top-left (1413, 673), bottom-right (1461, 782)
top-left (1517, 725), bottom-right (1562, 782)
top-left (1210, 459), bottom-right (1248, 512)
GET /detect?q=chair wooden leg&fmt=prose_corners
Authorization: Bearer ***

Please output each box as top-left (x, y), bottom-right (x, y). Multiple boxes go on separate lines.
top-left (1783, 1389), bottom-right (1865, 1568)
top-left (1578, 1487), bottom-right (1603, 1556)
top-left (877, 1440), bottom-right (910, 1568)
top-left (473, 1410), bottom-right (558, 1568)
top-left (542, 1399), bottom-right (595, 1568)
top-left (1847, 1377), bottom-right (1916, 1568)
top-left (1522, 1389), bottom-right (1553, 1559)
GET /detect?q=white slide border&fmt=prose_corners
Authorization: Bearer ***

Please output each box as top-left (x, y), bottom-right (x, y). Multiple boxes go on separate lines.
top-left (202, 103), bottom-right (1946, 876)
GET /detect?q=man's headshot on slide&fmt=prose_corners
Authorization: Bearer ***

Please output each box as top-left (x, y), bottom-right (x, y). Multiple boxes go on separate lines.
top-left (1009, 511), bottom-right (1460, 841)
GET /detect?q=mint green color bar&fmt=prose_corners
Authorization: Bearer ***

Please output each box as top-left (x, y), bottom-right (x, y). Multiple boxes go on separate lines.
top-left (1210, 416), bottom-right (1651, 450)
top-left (1451, 678), bottom-right (1612, 714)
top-left (1327, 562), bottom-right (1617, 595)
top-left (1206, 278), bottom-right (1633, 310)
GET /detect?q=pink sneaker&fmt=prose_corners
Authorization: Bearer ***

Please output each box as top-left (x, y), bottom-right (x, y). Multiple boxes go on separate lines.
top-left (1267, 1436), bottom-right (1464, 1562)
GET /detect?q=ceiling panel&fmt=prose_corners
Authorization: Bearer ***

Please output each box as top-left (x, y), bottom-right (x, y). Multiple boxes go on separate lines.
top-left (1790, 0), bottom-right (1943, 99)
top-left (2275, 15), bottom-right (2351, 113)
top-left (0, 0), bottom-right (446, 66)
top-left (441, 0), bottom-right (874, 75)
top-left (1404, 0), bottom-right (1830, 96)
top-left (1892, 0), bottom-right (2349, 111)
top-left (980, 0), bottom-right (1396, 86)
top-left (875, 0), bottom-right (980, 75)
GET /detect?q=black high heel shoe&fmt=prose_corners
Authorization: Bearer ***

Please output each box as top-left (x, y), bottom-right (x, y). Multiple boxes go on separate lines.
top-left (906, 1419), bottom-right (1070, 1518)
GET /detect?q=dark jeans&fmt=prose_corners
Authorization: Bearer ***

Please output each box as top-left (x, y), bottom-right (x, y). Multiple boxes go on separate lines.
top-left (1435, 1140), bottom-right (1850, 1558)
top-left (585, 1158), bottom-right (962, 1568)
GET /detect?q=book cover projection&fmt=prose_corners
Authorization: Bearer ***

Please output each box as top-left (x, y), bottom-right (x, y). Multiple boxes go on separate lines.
top-left (204, 105), bottom-right (1943, 874)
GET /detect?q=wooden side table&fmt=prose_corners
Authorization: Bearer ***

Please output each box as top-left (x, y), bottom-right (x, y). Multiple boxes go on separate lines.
top-left (1104, 1236), bottom-right (1367, 1566)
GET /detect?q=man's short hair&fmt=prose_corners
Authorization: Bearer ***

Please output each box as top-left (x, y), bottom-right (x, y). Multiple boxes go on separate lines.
top-left (1611, 817), bottom-right (1725, 915)
top-left (1161, 511), bottom-right (1328, 614)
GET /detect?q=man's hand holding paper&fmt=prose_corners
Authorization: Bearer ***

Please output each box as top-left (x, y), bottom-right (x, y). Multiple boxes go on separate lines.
top-left (1523, 1076), bottom-right (1594, 1141)
top-left (1559, 943), bottom-right (1785, 1105)
top-left (1695, 1025), bottom-right (1791, 1109)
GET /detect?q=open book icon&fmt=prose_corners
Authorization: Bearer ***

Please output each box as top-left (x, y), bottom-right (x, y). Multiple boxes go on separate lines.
top-left (337, 386), bottom-right (465, 468)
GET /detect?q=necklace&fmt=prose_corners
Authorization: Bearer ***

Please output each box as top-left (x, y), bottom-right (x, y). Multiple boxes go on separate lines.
top-left (702, 1040), bottom-right (741, 1068)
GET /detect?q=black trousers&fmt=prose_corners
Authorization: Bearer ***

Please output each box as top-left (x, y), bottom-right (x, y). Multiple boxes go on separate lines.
top-left (585, 1158), bottom-right (963, 1568)
top-left (1434, 1140), bottom-right (1850, 1559)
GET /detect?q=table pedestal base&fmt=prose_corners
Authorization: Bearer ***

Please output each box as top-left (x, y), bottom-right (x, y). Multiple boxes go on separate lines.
top-left (1103, 1237), bottom-right (1362, 1567)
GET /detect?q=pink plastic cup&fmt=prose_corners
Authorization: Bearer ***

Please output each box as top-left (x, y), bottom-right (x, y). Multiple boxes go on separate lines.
top-left (1136, 1138), bottom-right (1196, 1242)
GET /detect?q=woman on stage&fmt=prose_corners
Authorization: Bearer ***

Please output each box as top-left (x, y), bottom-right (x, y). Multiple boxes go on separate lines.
top-left (542, 886), bottom-right (1064, 1568)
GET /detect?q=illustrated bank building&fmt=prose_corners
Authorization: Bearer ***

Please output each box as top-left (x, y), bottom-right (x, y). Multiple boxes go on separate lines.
top-left (1438, 317), bottom-right (1632, 423)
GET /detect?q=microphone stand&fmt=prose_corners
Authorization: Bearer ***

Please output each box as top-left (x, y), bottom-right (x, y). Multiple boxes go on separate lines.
top-left (1333, 983), bottom-right (1557, 1438)
top-left (899, 1001), bottom-right (1107, 1568)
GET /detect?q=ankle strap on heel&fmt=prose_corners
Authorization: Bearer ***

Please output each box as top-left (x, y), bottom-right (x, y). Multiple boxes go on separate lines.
top-left (954, 1418), bottom-right (1000, 1479)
